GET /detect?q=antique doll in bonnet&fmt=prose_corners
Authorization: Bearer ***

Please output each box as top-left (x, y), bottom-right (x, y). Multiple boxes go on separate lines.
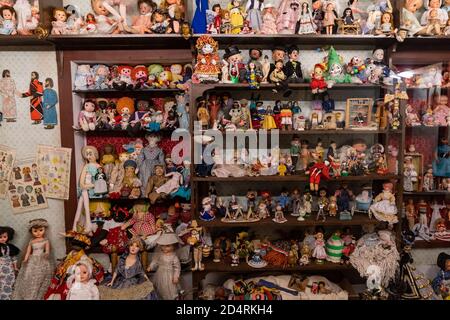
top-left (67, 260), bottom-right (100, 300)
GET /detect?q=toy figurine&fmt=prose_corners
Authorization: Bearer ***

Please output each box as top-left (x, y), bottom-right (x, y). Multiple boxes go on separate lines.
top-left (432, 252), bottom-right (450, 299)
top-left (306, 157), bottom-right (330, 193)
top-left (193, 35), bottom-right (221, 83)
top-left (433, 96), bottom-right (449, 126)
top-left (296, 2), bottom-right (316, 34)
top-left (51, 8), bottom-right (73, 35)
top-left (276, 0), bottom-right (301, 34)
top-left (226, 195), bottom-right (245, 221)
top-left (328, 196), bottom-right (338, 217)
top-left (200, 197), bottom-right (215, 221)
top-left (423, 167), bottom-right (435, 192)
top-left (316, 188), bottom-right (329, 221)
top-left (284, 45), bottom-right (304, 83)
top-left (246, 61), bottom-right (262, 89)
top-left (0, 226), bottom-right (20, 300)
top-left (257, 201), bottom-right (270, 219)
top-left (369, 182), bottom-right (398, 225)
top-left (260, 2), bottom-right (277, 34)
top-left (261, 105), bottom-right (277, 130)
top-left (148, 231), bottom-right (181, 300)
top-left (312, 232), bottom-right (327, 264)
top-left (12, 219), bottom-right (53, 300)
top-left (310, 64), bottom-right (327, 95)
top-left (273, 204), bottom-right (288, 223)
top-left (224, 46), bottom-right (247, 83)
top-left (323, 2), bottom-right (337, 34)
top-left (403, 156), bottom-right (418, 192)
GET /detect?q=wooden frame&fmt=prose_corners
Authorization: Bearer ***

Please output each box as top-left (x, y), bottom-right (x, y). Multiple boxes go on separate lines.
top-left (345, 98), bottom-right (374, 130)
top-left (404, 153), bottom-right (423, 192)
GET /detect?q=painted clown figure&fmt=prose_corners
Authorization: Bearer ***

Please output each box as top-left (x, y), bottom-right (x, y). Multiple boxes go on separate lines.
top-left (21, 71), bottom-right (44, 124)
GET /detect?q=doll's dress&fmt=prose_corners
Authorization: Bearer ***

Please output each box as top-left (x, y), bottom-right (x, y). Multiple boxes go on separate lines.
top-left (12, 239), bottom-right (53, 300)
top-left (137, 145), bottom-right (165, 194)
top-left (429, 204), bottom-right (446, 232)
top-left (94, 173), bottom-right (108, 195)
top-left (312, 239), bottom-right (327, 260)
top-left (156, 172), bottom-right (181, 195)
top-left (67, 279), bottom-right (99, 300)
top-left (246, 1), bottom-right (263, 31)
top-left (297, 12), bottom-right (316, 34)
top-left (0, 20), bottom-right (15, 35)
top-left (369, 191), bottom-right (398, 224)
top-left (149, 252), bottom-right (181, 300)
top-left (95, 14), bottom-right (118, 34)
top-left (99, 253), bottom-right (157, 300)
top-left (260, 12), bottom-right (277, 34)
top-left (432, 270), bottom-right (450, 298)
top-left (433, 144), bottom-right (450, 177)
top-left (101, 220), bottom-right (128, 254)
top-left (229, 7), bottom-right (244, 34)
top-left (261, 113), bottom-right (277, 130)
top-left (200, 208), bottom-right (215, 221)
top-left (0, 243), bottom-right (20, 300)
top-left (128, 213), bottom-right (157, 238)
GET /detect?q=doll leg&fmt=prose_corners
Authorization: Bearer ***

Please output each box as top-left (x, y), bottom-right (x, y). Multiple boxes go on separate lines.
top-left (72, 194), bottom-right (85, 231)
top-left (73, 189), bottom-right (93, 233)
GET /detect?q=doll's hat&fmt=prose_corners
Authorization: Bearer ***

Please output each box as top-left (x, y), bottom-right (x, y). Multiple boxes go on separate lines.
top-left (264, 2), bottom-right (275, 9)
top-left (224, 46), bottom-right (242, 59)
top-left (28, 218), bottom-right (49, 230)
top-left (156, 231), bottom-right (182, 246)
top-left (123, 159), bottom-right (137, 169)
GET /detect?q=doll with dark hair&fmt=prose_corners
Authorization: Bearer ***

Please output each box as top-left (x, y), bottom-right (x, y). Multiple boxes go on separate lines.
top-left (0, 5), bottom-right (17, 35)
top-left (432, 252), bottom-right (450, 299)
top-left (0, 226), bottom-right (20, 300)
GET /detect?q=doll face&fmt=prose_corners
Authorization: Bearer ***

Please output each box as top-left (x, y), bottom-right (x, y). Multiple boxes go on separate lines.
top-left (54, 10), bottom-right (66, 22)
top-left (139, 2), bottom-right (153, 15)
top-left (129, 242), bottom-right (141, 255)
top-left (319, 190), bottom-right (327, 197)
top-left (405, 0), bottom-right (423, 12)
top-left (78, 264), bottom-right (90, 283)
top-left (316, 232), bottom-right (323, 240)
top-left (119, 153), bottom-right (128, 162)
top-left (92, 0), bottom-right (109, 16)
top-left (154, 165), bottom-right (164, 176)
top-left (351, 56), bottom-right (363, 66)
top-left (314, 66), bottom-right (324, 78)
top-left (289, 50), bottom-right (299, 60)
top-left (202, 43), bottom-right (214, 54)
top-left (31, 227), bottom-right (45, 238)
top-left (329, 63), bottom-right (342, 76)
top-left (154, 12), bottom-right (164, 22)
top-left (0, 232), bottom-right (8, 244)
top-left (381, 13), bottom-right (391, 23)
top-left (228, 53), bottom-right (242, 64)
top-left (84, 101), bottom-right (96, 113)
top-left (429, 0), bottom-right (441, 9)
top-left (85, 148), bottom-right (98, 162)
top-left (312, 0), bottom-right (322, 10)
top-left (429, 9), bottom-right (438, 18)
top-left (272, 50), bottom-right (285, 62)
top-left (326, 3), bottom-right (334, 11)
top-left (161, 244), bottom-right (174, 253)
top-left (124, 166), bottom-right (135, 176)
top-left (2, 9), bottom-right (13, 20)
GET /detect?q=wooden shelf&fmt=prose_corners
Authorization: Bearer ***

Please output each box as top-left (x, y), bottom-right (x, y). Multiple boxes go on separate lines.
top-left (73, 88), bottom-right (183, 94)
top-left (197, 129), bottom-right (390, 136)
top-left (82, 129), bottom-right (177, 137)
top-left (199, 259), bottom-right (355, 274)
top-left (414, 240), bottom-right (450, 249)
top-left (197, 83), bottom-right (381, 91)
top-left (198, 214), bottom-right (377, 228)
top-left (193, 174), bottom-right (399, 182)
top-left (0, 35), bottom-right (53, 50)
top-left (404, 191), bottom-right (449, 197)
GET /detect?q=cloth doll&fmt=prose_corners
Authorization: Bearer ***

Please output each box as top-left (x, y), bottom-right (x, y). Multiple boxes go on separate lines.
top-left (148, 231), bottom-right (182, 300)
top-left (66, 261), bottom-right (99, 300)
top-left (92, 64), bottom-right (110, 90)
top-left (12, 219), bottom-right (53, 300)
top-left (42, 78), bottom-right (58, 130)
top-left (120, 159), bottom-right (141, 199)
top-left (0, 5), bottom-right (17, 35)
top-left (0, 69), bottom-right (17, 122)
top-left (137, 134), bottom-right (165, 194)
top-left (193, 35), bottom-right (221, 83)
top-left (0, 226), bottom-right (20, 300)
top-left (100, 206), bottom-right (129, 255)
top-left (145, 164), bottom-right (169, 204)
top-left (75, 100), bottom-right (97, 132)
top-left (108, 152), bottom-right (128, 196)
top-left (101, 238), bottom-right (157, 300)
top-left (121, 203), bottom-right (157, 239)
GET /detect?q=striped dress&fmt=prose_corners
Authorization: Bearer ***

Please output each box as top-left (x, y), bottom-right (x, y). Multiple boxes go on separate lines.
top-left (22, 79), bottom-right (43, 122)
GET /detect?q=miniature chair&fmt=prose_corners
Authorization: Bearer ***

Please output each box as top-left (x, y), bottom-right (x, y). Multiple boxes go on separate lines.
top-left (337, 19), bottom-right (361, 35)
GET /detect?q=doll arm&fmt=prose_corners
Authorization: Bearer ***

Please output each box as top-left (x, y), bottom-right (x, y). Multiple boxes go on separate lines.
top-left (44, 239), bottom-right (50, 258)
top-left (121, 215), bottom-right (136, 230)
top-left (23, 242), bottom-right (32, 263)
top-left (102, 1), bottom-right (123, 22)
top-left (107, 272), bottom-right (118, 286)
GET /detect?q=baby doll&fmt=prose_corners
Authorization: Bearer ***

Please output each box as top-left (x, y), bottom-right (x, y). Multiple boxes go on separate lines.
top-left (425, 8), bottom-right (442, 35)
top-left (0, 5), bottom-right (17, 35)
top-left (151, 9), bottom-right (172, 34)
top-left (0, 226), bottom-right (20, 300)
top-left (51, 8), bottom-right (72, 35)
top-left (131, 0), bottom-right (156, 34)
top-left (148, 231), bottom-right (181, 300)
top-left (121, 202), bottom-right (157, 240)
top-left (12, 219), bottom-right (53, 300)
top-left (91, 0), bottom-right (120, 34)
top-left (368, 182), bottom-right (398, 225)
top-left (66, 260), bottom-right (99, 300)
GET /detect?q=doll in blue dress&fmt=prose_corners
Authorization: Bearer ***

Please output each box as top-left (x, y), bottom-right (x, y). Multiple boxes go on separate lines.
top-left (433, 137), bottom-right (450, 177)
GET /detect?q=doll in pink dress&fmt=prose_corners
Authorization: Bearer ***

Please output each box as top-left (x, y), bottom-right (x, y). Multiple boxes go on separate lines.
top-left (131, 0), bottom-right (156, 34)
top-left (323, 2), bottom-right (337, 35)
top-left (260, 3), bottom-right (278, 34)
top-left (433, 95), bottom-right (449, 126)
top-left (312, 232), bottom-right (327, 263)
top-left (276, 0), bottom-right (301, 34)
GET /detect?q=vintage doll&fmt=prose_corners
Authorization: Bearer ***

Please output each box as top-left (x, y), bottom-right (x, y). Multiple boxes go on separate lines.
top-left (405, 104), bottom-right (421, 126)
top-left (0, 69), bottom-right (17, 122)
top-left (13, 0), bottom-right (36, 35)
top-left (99, 144), bottom-right (117, 181)
top-left (100, 206), bottom-right (130, 256)
top-left (423, 167), bottom-right (435, 191)
top-left (193, 35), bottom-right (221, 83)
top-left (346, 56), bottom-right (367, 83)
top-left (323, 2), bottom-right (337, 34)
top-left (148, 231), bottom-right (181, 300)
top-left (121, 160), bottom-right (142, 199)
top-left (108, 152), bottom-right (128, 196)
top-left (377, 12), bottom-right (395, 35)
top-left (405, 199), bottom-right (417, 231)
top-left (131, 0), bottom-right (155, 34)
top-left (429, 201), bottom-right (446, 233)
top-left (176, 94), bottom-right (189, 130)
top-left (284, 45), bottom-right (304, 83)
top-left (401, 0), bottom-right (426, 36)
top-left (137, 133), bottom-right (164, 194)
top-left (312, 232), bottom-right (327, 264)
top-left (276, 0), bottom-right (301, 34)
top-left (228, 0), bottom-right (245, 34)
top-left (260, 2), bottom-right (277, 34)
top-left (13, 219), bottom-right (53, 300)
top-left (341, 7), bottom-right (355, 25)
top-left (121, 203), bottom-right (157, 240)
top-left (245, 0), bottom-right (264, 32)
top-left (312, 0), bottom-right (324, 33)
top-left (246, 62), bottom-right (262, 89)
top-left (433, 137), bottom-right (450, 177)
top-left (66, 260), bottom-right (99, 300)
top-left (328, 196), bottom-right (337, 217)
top-left (132, 65), bottom-right (150, 90)
top-left (444, 18), bottom-right (450, 35)
top-left (21, 71), bottom-right (44, 125)
top-left (51, 8), bottom-right (72, 35)
top-left (200, 196), bottom-right (215, 221)
top-left (433, 95), bottom-right (449, 126)
top-left (310, 64), bottom-right (327, 95)
top-left (206, 4), bottom-right (222, 34)
top-left (306, 158), bottom-right (330, 193)
top-left (335, 184), bottom-right (354, 214)
top-left (0, 5), bottom-right (17, 35)
top-left (270, 60), bottom-right (287, 91)
top-left (0, 226), bottom-right (19, 300)
top-left (93, 166), bottom-right (108, 196)
top-left (145, 164), bottom-right (169, 204)
top-left (114, 97), bottom-right (135, 130)
top-left (79, 13), bottom-right (97, 34)
top-left (72, 146), bottom-right (100, 235)
top-left (91, 0), bottom-right (120, 34)
top-left (368, 182), bottom-right (398, 225)
top-left (220, 9), bottom-right (232, 33)
top-left (74, 65), bottom-right (94, 91)
top-left (421, 0), bottom-right (448, 26)
top-left (103, 238), bottom-right (157, 300)
top-left (261, 105), bottom-right (277, 130)
top-left (432, 252), bottom-right (450, 299)
top-left (224, 46), bottom-right (247, 83)
top-left (296, 2), bottom-right (316, 34)
top-left (403, 156), bottom-right (418, 192)
top-left (197, 99), bottom-right (210, 129)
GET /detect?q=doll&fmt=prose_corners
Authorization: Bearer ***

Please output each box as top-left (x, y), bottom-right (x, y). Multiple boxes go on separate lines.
top-left (296, 2), bottom-right (316, 34)
top-left (193, 35), bottom-right (221, 84)
top-left (306, 158), bottom-right (330, 193)
top-left (421, 0), bottom-right (448, 26)
top-left (131, 0), bottom-right (155, 34)
top-left (100, 206), bottom-right (130, 256)
top-left (328, 196), bottom-right (337, 217)
top-left (197, 99), bottom-right (210, 129)
top-left (72, 146), bottom-right (100, 235)
top-left (121, 160), bottom-right (141, 199)
top-left (323, 2), bottom-right (337, 35)
top-left (74, 65), bottom-right (94, 91)
top-left (245, 0), bottom-right (264, 32)
top-left (377, 12), bottom-right (395, 35)
top-left (0, 226), bottom-right (19, 300)
top-left (206, 4), bottom-right (222, 34)
top-left (342, 7), bottom-right (354, 26)
top-left (276, 0), bottom-right (301, 34)
top-left (433, 137), bottom-right (450, 178)
top-left (132, 65), bottom-right (150, 90)
top-left (312, 232), bottom-right (327, 263)
top-left (432, 252), bottom-right (450, 299)
top-left (228, 0), bottom-right (245, 34)
top-left (405, 199), bottom-right (417, 231)
top-left (21, 71), bottom-right (44, 125)
top-left (433, 95), bottom-right (449, 126)
top-left (96, 0), bottom-right (128, 27)
top-left (405, 104), bottom-right (421, 126)
top-left (79, 13), bottom-right (97, 34)
top-left (145, 164), bottom-right (169, 204)
top-left (0, 5), bottom-right (17, 35)
top-left (160, 0), bottom-right (185, 33)
top-left (13, 0), bottom-right (35, 35)
top-left (284, 45), bottom-right (304, 83)
top-left (260, 2), bottom-right (277, 34)
top-left (108, 152), bottom-right (127, 196)
top-left (156, 171), bottom-right (183, 197)
top-left (148, 231), bottom-right (181, 300)
top-left (270, 60), bottom-right (287, 91)
top-left (261, 105), bottom-right (277, 130)
top-left (401, 0), bottom-right (426, 36)
top-left (137, 133), bottom-right (164, 194)
top-left (368, 182), bottom-right (398, 225)
top-left (312, 0), bottom-right (324, 34)
top-left (91, 0), bottom-right (120, 34)
top-left (403, 156), bottom-right (418, 192)
top-left (220, 9), bottom-right (232, 33)
top-left (13, 219), bottom-right (53, 300)
top-left (94, 166), bottom-right (108, 196)
top-left (176, 94), bottom-right (189, 130)
top-left (423, 167), bottom-right (435, 192)
top-left (0, 69), bottom-right (17, 122)
top-left (42, 78), bottom-right (58, 130)
top-left (66, 260), bottom-right (99, 300)
top-left (224, 46), bottom-right (247, 84)
top-left (310, 64), bottom-right (327, 95)
top-left (114, 97), bottom-right (134, 130)
top-left (121, 203), bottom-right (157, 239)
top-left (103, 238), bottom-right (157, 300)
top-left (112, 65), bottom-right (134, 91)
top-left (445, 18), bottom-right (450, 35)
top-left (51, 8), bottom-right (72, 35)
top-left (100, 144), bottom-right (117, 181)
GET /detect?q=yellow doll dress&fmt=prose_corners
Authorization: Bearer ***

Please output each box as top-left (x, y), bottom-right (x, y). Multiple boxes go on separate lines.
top-left (261, 114), bottom-right (277, 130)
top-left (228, 4), bottom-right (244, 34)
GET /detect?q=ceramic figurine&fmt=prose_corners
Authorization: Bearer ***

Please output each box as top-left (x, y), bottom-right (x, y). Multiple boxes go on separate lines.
top-left (296, 2), bottom-right (316, 34)
top-left (312, 232), bottom-right (327, 264)
top-left (0, 226), bottom-right (20, 300)
top-left (299, 243), bottom-right (310, 265)
top-left (276, 0), bottom-right (301, 34)
top-left (260, 2), bottom-right (277, 34)
top-left (273, 204), bottom-right (288, 223)
top-left (193, 35), bottom-right (221, 83)
top-left (256, 201), bottom-right (270, 219)
top-left (368, 182), bottom-right (398, 225)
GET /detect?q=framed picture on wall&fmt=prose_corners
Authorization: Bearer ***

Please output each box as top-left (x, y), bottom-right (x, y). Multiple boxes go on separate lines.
top-left (345, 98), bottom-right (375, 130)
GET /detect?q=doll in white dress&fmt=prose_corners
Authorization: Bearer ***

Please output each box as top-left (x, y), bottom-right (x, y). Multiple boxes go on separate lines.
top-left (369, 182), bottom-right (398, 225)
top-left (67, 260), bottom-right (99, 300)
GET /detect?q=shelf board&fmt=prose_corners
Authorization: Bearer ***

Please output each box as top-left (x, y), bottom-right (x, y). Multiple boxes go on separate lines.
top-left (414, 240), bottom-right (450, 249)
top-left (404, 191), bottom-right (449, 197)
top-left (83, 129), bottom-right (177, 136)
top-left (197, 83), bottom-right (381, 90)
top-left (0, 35), bottom-right (53, 50)
top-left (193, 174), bottom-right (399, 182)
top-left (198, 214), bottom-right (377, 228)
top-left (73, 88), bottom-right (183, 94)
top-left (198, 129), bottom-right (390, 136)
top-left (199, 259), bottom-right (355, 273)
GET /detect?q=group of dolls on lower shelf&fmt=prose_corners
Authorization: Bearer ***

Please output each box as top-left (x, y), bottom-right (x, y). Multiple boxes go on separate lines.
top-left (196, 138), bottom-right (394, 180)
top-left (406, 95), bottom-right (450, 127)
top-left (200, 182), bottom-right (398, 226)
top-left (74, 94), bottom-right (189, 133)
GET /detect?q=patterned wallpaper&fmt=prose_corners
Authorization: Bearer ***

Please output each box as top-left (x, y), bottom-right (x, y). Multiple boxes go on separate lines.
top-left (0, 51), bottom-right (66, 260)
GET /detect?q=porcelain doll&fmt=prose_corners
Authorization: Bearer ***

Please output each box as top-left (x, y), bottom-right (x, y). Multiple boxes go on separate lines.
top-left (0, 5), bottom-right (17, 35)
top-left (121, 203), bottom-right (157, 240)
top-left (401, 0), bottom-right (426, 36)
top-left (193, 35), bottom-right (221, 84)
top-left (0, 69), bottom-right (17, 122)
top-left (423, 167), bottom-right (435, 191)
top-left (108, 152), bottom-right (127, 196)
top-left (13, 219), bottom-right (53, 300)
top-left (376, 12), bottom-right (395, 35)
top-left (51, 8), bottom-right (73, 35)
top-left (260, 2), bottom-right (277, 34)
top-left (433, 137), bottom-right (450, 178)
top-left (131, 0), bottom-right (155, 34)
top-left (103, 238), bottom-right (157, 300)
top-left (228, 0), bottom-right (245, 34)
top-left (368, 182), bottom-right (398, 225)
top-left (91, 0), bottom-right (120, 34)
top-left (137, 133), bottom-right (164, 194)
top-left (296, 2), bottom-right (316, 34)
top-left (312, 232), bottom-right (327, 263)
top-left (276, 0), bottom-right (301, 34)
top-left (20, 71), bottom-right (44, 125)
top-left (0, 226), bottom-right (19, 300)
top-left (323, 2), bottom-right (336, 35)
top-left (66, 261), bottom-right (99, 300)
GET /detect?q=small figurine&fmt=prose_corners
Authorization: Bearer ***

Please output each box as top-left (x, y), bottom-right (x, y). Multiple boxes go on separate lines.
top-left (196, 99), bottom-right (210, 129)
top-left (269, 59), bottom-right (287, 92)
top-left (51, 7), bottom-right (73, 35)
top-left (257, 201), bottom-right (270, 219)
top-left (296, 2), bottom-right (316, 34)
top-left (405, 199), bottom-right (417, 231)
top-left (403, 156), bottom-right (418, 192)
top-left (273, 204), bottom-right (288, 223)
top-left (323, 2), bottom-right (337, 35)
top-left (150, 9), bottom-right (172, 34)
top-left (310, 63), bottom-right (327, 95)
top-left (200, 197), bottom-right (215, 221)
top-left (316, 188), bottom-right (329, 221)
top-left (312, 232), bottom-right (327, 264)
top-left (299, 243), bottom-right (310, 265)
top-left (306, 157), bottom-right (330, 193)
top-left (328, 195), bottom-right (338, 217)
top-left (368, 182), bottom-right (398, 225)
top-left (246, 0), bottom-right (264, 32)
top-left (193, 35), bottom-right (221, 83)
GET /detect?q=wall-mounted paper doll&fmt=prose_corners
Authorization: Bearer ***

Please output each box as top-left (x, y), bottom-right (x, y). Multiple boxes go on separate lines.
top-left (42, 78), bottom-right (58, 130)
top-left (20, 71), bottom-right (43, 125)
top-left (0, 70), bottom-right (17, 122)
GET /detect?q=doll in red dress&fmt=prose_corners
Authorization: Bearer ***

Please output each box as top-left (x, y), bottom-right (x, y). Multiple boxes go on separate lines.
top-left (310, 64), bottom-right (327, 95)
